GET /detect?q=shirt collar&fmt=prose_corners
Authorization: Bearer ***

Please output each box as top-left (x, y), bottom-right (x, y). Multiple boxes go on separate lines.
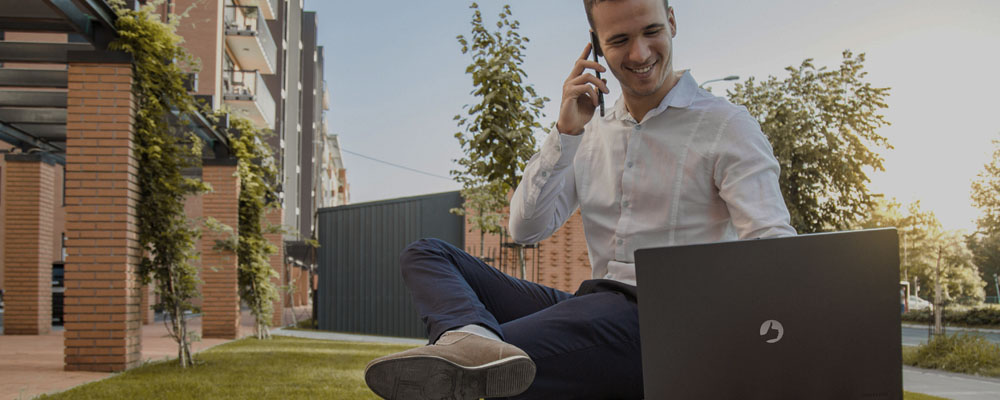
top-left (606, 70), bottom-right (699, 122)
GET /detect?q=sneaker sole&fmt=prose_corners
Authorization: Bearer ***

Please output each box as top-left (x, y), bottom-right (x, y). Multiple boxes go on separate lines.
top-left (365, 355), bottom-right (536, 400)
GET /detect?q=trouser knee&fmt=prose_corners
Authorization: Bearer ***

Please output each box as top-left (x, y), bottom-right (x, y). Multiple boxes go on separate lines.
top-left (399, 238), bottom-right (450, 280)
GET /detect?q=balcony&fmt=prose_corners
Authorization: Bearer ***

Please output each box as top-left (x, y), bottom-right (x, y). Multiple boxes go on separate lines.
top-left (223, 69), bottom-right (275, 129)
top-left (236, 0), bottom-right (277, 20)
top-left (224, 5), bottom-right (277, 74)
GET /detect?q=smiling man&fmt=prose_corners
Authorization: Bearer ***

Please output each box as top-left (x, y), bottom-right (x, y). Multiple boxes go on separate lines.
top-left (363, 1), bottom-right (795, 399)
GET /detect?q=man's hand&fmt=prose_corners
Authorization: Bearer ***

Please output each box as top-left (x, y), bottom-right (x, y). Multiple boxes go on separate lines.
top-left (556, 43), bottom-right (609, 136)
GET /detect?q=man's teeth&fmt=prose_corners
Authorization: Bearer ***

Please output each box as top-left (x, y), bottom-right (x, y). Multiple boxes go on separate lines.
top-left (630, 64), bottom-right (653, 73)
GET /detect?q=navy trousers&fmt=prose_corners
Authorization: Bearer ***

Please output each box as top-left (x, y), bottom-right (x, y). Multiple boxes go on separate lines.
top-left (399, 238), bottom-right (643, 400)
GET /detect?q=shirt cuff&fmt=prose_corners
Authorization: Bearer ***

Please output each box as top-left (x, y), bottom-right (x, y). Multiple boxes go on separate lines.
top-left (550, 130), bottom-right (583, 169)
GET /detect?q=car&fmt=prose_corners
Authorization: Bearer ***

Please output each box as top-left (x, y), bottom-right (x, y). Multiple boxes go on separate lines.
top-left (908, 295), bottom-right (933, 311)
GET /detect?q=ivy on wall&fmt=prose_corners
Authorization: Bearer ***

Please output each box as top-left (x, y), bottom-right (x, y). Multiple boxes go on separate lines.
top-left (227, 115), bottom-right (282, 339)
top-left (109, 1), bottom-right (207, 367)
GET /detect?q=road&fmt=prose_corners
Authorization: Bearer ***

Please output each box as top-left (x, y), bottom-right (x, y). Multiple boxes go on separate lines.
top-left (902, 324), bottom-right (1000, 347)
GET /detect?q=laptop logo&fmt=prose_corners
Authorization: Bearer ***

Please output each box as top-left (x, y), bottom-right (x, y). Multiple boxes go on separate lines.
top-left (760, 320), bottom-right (784, 343)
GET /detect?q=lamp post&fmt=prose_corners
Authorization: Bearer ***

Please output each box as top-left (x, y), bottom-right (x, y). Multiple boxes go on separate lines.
top-left (699, 75), bottom-right (739, 88)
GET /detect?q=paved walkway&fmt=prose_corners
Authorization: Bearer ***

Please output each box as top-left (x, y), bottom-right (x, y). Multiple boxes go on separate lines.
top-left (904, 366), bottom-right (1000, 400)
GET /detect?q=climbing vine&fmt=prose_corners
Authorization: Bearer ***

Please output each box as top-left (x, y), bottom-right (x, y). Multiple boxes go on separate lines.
top-left (227, 115), bottom-right (281, 339)
top-left (109, 1), bottom-right (207, 367)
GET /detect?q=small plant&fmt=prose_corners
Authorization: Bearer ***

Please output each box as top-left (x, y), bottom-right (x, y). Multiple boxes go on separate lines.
top-left (906, 333), bottom-right (1000, 376)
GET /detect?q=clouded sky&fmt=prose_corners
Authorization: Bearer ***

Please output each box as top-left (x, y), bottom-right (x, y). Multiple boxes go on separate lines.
top-left (305, 0), bottom-right (1000, 232)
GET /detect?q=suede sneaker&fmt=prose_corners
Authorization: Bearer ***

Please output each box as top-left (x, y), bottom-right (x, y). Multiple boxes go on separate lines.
top-left (364, 331), bottom-right (536, 400)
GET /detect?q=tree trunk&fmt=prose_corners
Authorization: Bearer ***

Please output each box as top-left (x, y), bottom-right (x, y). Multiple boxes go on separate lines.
top-left (933, 245), bottom-right (944, 336)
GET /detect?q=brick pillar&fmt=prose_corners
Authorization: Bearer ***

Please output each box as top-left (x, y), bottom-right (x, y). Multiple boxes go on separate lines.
top-left (63, 57), bottom-right (142, 372)
top-left (201, 160), bottom-right (240, 339)
top-left (266, 207), bottom-right (285, 327)
top-left (2, 154), bottom-right (58, 335)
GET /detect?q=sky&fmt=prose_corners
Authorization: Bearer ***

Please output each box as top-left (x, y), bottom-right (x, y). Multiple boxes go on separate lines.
top-left (304, 0), bottom-right (1000, 233)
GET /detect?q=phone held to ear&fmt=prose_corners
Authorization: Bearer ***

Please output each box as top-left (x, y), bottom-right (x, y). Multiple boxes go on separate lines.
top-left (590, 31), bottom-right (605, 117)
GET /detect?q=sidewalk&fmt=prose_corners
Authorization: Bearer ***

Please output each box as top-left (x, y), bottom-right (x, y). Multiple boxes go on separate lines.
top-left (904, 366), bottom-right (1000, 400)
top-left (271, 326), bottom-right (424, 345)
top-left (1, 311), bottom-right (258, 400)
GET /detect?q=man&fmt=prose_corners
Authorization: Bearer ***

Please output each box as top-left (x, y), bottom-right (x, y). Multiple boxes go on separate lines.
top-left (364, 1), bottom-right (795, 399)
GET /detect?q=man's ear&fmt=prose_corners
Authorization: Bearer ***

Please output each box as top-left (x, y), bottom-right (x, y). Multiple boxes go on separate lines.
top-left (590, 30), bottom-right (603, 57)
top-left (668, 7), bottom-right (677, 38)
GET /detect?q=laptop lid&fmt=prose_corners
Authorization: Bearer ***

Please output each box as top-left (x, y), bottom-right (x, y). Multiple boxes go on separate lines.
top-left (635, 229), bottom-right (901, 400)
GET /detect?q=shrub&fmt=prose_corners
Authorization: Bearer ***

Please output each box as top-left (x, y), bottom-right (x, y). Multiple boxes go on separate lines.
top-left (901, 305), bottom-right (1000, 327)
top-left (908, 333), bottom-right (1000, 375)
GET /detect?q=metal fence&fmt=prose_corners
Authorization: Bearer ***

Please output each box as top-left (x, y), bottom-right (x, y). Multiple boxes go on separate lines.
top-left (316, 191), bottom-right (464, 339)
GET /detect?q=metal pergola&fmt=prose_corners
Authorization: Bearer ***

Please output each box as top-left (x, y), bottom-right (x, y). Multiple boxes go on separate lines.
top-left (0, 0), bottom-right (230, 164)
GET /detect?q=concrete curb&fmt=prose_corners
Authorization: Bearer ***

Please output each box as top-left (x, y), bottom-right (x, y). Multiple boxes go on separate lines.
top-left (902, 323), bottom-right (1000, 334)
top-left (271, 327), bottom-right (425, 345)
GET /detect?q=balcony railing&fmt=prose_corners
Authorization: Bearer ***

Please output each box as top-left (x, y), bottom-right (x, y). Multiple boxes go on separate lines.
top-left (236, 0), bottom-right (278, 20)
top-left (222, 69), bottom-right (275, 129)
top-left (223, 5), bottom-right (277, 74)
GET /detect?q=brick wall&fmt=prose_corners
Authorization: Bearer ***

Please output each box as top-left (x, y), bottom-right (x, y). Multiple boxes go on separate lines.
top-left (200, 161), bottom-right (240, 339)
top-left (266, 207), bottom-right (285, 327)
top-left (63, 60), bottom-right (143, 372)
top-left (463, 205), bottom-right (592, 293)
top-left (2, 155), bottom-right (58, 334)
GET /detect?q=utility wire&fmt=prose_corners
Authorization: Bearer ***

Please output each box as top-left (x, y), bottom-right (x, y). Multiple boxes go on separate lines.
top-left (340, 148), bottom-right (453, 181)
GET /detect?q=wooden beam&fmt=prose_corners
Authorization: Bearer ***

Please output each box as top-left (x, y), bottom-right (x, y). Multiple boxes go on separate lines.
top-left (0, 108), bottom-right (67, 124)
top-left (0, 69), bottom-right (68, 89)
top-left (0, 42), bottom-right (94, 63)
top-left (0, 91), bottom-right (67, 108)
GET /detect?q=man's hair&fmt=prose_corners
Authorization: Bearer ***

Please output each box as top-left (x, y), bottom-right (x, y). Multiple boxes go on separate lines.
top-left (582, 0), bottom-right (670, 33)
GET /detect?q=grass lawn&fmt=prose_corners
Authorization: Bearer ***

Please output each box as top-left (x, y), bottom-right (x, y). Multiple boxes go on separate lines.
top-left (37, 336), bottom-right (418, 399)
top-left (36, 335), bottom-right (944, 399)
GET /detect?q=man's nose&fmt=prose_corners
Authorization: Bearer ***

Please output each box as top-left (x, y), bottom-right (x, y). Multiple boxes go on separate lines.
top-left (627, 38), bottom-right (652, 64)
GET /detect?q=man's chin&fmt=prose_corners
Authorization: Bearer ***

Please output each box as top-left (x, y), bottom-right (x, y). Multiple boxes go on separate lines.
top-left (622, 84), bottom-right (662, 99)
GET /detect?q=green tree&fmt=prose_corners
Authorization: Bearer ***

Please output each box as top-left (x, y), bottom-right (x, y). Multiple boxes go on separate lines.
top-left (110, 2), bottom-right (208, 367)
top-left (971, 137), bottom-right (1000, 235)
top-left (969, 136), bottom-right (1000, 301)
top-left (859, 199), bottom-right (985, 308)
top-left (728, 51), bottom-right (892, 233)
top-left (450, 2), bottom-right (548, 275)
top-left (966, 233), bottom-right (1000, 300)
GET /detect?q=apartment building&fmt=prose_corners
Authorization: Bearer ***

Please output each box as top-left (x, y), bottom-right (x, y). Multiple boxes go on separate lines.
top-left (0, 0), bottom-right (345, 371)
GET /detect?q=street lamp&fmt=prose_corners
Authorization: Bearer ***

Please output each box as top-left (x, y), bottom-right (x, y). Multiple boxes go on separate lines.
top-left (699, 75), bottom-right (739, 88)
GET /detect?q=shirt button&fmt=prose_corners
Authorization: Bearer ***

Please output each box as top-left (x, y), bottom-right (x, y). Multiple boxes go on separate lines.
top-left (626, 161), bottom-right (634, 168)
top-left (541, 171), bottom-right (548, 177)
top-left (623, 201), bottom-right (630, 208)
top-left (617, 239), bottom-right (624, 245)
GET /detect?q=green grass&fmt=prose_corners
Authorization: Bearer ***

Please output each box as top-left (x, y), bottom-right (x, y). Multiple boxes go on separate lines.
top-left (37, 336), bottom-right (418, 400)
top-left (34, 336), bottom-right (947, 399)
top-left (903, 392), bottom-right (949, 400)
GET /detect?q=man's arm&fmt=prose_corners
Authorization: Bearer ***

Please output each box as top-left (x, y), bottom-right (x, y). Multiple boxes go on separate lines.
top-left (713, 110), bottom-right (797, 239)
top-left (510, 42), bottom-right (608, 244)
top-left (509, 131), bottom-right (582, 244)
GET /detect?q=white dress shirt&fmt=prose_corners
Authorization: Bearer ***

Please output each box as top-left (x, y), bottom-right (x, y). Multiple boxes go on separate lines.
top-left (509, 71), bottom-right (796, 286)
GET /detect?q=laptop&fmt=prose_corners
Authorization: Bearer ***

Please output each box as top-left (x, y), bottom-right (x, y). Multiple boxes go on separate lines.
top-left (634, 228), bottom-right (902, 400)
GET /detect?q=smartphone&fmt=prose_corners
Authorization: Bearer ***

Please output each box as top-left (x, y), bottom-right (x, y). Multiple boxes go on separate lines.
top-left (590, 31), bottom-right (605, 117)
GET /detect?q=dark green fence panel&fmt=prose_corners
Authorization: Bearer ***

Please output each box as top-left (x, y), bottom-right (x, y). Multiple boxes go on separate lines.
top-left (316, 191), bottom-right (464, 339)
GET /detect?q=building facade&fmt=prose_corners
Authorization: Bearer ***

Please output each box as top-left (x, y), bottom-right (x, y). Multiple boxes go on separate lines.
top-left (0, 0), bottom-right (345, 370)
